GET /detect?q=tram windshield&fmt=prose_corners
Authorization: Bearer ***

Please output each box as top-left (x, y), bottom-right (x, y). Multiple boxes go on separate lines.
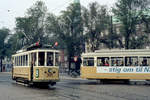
top-left (47, 52), bottom-right (54, 66)
top-left (38, 52), bottom-right (45, 66)
top-left (55, 52), bottom-right (59, 66)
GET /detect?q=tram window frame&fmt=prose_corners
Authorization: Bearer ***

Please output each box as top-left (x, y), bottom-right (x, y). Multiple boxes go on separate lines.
top-left (83, 57), bottom-right (94, 67)
top-left (38, 52), bottom-right (45, 66)
top-left (111, 57), bottom-right (124, 66)
top-left (26, 55), bottom-right (28, 66)
top-left (17, 56), bottom-right (19, 66)
top-left (19, 56), bottom-right (21, 66)
top-left (55, 52), bottom-right (59, 66)
top-left (15, 57), bottom-right (16, 66)
top-left (125, 56), bottom-right (138, 66)
top-left (97, 57), bottom-right (110, 67)
top-left (139, 57), bottom-right (150, 66)
top-left (47, 52), bottom-right (54, 66)
top-left (21, 56), bottom-right (23, 66)
top-left (31, 53), bottom-right (37, 66)
top-left (17, 56), bottom-right (18, 66)
top-left (23, 55), bottom-right (25, 66)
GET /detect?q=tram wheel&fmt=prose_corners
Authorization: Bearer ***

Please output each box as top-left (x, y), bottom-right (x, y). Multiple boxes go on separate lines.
top-left (124, 80), bottom-right (130, 84)
top-left (97, 80), bottom-right (104, 84)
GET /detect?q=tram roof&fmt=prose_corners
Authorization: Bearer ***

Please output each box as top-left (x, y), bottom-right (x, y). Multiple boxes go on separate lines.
top-left (13, 49), bottom-right (60, 56)
top-left (82, 49), bottom-right (150, 57)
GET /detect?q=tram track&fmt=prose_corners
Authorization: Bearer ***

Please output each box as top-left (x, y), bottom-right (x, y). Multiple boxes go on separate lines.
top-left (56, 83), bottom-right (149, 100)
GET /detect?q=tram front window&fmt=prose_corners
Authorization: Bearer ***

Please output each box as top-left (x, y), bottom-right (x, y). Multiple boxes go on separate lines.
top-left (55, 53), bottom-right (59, 66)
top-left (31, 53), bottom-right (37, 66)
top-left (47, 52), bottom-right (53, 66)
top-left (38, 52), bottom-right (45, 66)
top-left (83, 57), bottom-right (94, 66)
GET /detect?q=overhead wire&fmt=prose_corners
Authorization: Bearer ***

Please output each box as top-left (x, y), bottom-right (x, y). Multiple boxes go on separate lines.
top-left (50, 0), bottom-right (73, 12)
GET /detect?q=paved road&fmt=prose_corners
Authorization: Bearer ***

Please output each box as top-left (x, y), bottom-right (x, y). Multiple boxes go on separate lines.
top-left (0, 72), bottom-right (150, 100)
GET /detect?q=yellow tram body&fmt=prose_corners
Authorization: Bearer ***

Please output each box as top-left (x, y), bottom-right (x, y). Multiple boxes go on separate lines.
top-left (12, 49), bottom-right (60, 86)
top-left (81, 49), bottom-right (150, 81)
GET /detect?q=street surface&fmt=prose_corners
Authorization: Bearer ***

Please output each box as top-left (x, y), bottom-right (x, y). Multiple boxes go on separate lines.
top-left (0, 72), bottom-right (150, 100)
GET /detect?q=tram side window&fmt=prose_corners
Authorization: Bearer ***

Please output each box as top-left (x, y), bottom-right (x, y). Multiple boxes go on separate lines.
top-left (125, 57), bottom-right (138, 66)
top-left (26, 55), bottom-right (28, 66)
top-left (83, 57), bottom-right (94, 66)
top-left (55, 53), bottom-right (59, 66)
top-left (111, 57), bottom-right (124, 66)
top-left (38, 52), bottom-right (45, 66)
top-left (20, 56), bottom-right (23, 66)
top-left (19, 56), bottom-right (21, 66)
top-left (47, 52), bottom-right (53, 66)
top-left (139, 57), bottom-right (150, 66)
top-left (17, 56), bottom-right (19, 66)
top-left (23, 55), bottom-right (25, 66)
top-left (17, 57), bottom-right (18, 66)
top-left (15, 57), bottom-right (16, 66)
top-left (31, 53), bottom-right (37, 66)
top-left (97, 57), bottom-right (109, 66)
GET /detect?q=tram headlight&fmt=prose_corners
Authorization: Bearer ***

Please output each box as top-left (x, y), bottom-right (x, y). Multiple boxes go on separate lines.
top-left (48, 68), bottom-right (52, 73)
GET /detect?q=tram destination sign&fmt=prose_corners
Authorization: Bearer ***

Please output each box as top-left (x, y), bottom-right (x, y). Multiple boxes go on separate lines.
top-left (97, 67), bottom-right (150, 73)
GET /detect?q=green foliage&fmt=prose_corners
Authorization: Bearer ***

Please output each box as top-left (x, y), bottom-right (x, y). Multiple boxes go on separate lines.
top-left (3, 0), bottom-right (150, 60)
top-left (113, 0), bottom-right (150, 49)
top-left (15, 1), bottom-right (48, 46)
top-left (82, 2), bottom-right (110, 51)
top-left (0, 28), bottom-right (10, 58)
top-left (46, 3), bottom-right (83, 57)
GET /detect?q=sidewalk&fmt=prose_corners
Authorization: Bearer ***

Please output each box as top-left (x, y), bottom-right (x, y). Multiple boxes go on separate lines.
top-left (0, 72), bottom-right (11, 74)
top-left (59, 73), bottom-right (82, 80)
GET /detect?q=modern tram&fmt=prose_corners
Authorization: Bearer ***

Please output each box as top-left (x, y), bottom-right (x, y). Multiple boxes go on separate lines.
top-left (12, 43), bottom-right (60, 86)
top-left (81, 49), bottom-right (150, 82)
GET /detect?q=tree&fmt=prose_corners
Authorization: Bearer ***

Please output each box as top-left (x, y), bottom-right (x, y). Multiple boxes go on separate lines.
top-left (46, 2), bottom-right (83, 73)
top-left (15, 1), bottom-right (48, 46)
top-left (82, 2), bottom-right (110, 52)
top-left (113, 0), bottom-right (150, 49)
top-left (0, 28), bottom-right (10, 72)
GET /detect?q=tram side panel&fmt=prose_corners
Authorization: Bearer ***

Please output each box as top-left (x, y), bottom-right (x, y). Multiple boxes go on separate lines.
top-left (12, 67), bottom-right (30, 81)
top-left (33, 67), bottom-right (59, 82)
top-left (81, 66), bottom-right (150, 80)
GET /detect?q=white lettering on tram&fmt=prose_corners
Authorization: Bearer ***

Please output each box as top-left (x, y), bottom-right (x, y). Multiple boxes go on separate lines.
top-left (144, 67), bottom-right (150, 72)
top-left (97, 66), bottom-right (150, 73)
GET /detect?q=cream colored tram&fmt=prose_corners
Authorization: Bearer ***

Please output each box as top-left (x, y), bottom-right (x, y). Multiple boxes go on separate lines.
top-left (81, 49), bottom-right (150, 82)
top-left (12, 48), bottom-right (60, 86)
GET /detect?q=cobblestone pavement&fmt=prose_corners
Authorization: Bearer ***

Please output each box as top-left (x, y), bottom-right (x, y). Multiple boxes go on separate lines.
top-left (0, 72), bottom-right (150, 100)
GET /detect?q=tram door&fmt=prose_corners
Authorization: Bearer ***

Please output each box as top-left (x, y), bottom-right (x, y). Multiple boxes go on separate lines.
top-left (31, 53), bottom-right (36, 81)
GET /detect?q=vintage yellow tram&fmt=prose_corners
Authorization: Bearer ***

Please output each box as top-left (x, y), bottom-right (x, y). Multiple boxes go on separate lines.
top-left (81, 49), bottom-right (150, 82)
top-left (12, 44), bottom-right (60, 86)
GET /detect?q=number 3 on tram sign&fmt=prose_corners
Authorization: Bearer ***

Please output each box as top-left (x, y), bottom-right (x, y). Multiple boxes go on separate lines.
top-left (36, 69), bottom-right (39, 78)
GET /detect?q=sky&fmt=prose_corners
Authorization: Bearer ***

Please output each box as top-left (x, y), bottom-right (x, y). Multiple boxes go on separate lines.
top-left (0, 0), bottom-right (117, 30)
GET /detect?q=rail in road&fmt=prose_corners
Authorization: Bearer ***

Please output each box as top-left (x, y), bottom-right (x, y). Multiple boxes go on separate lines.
top-left (56, 80), bottom-right (149, 100)
top-left (0, 72), bottom-right (150, 100)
